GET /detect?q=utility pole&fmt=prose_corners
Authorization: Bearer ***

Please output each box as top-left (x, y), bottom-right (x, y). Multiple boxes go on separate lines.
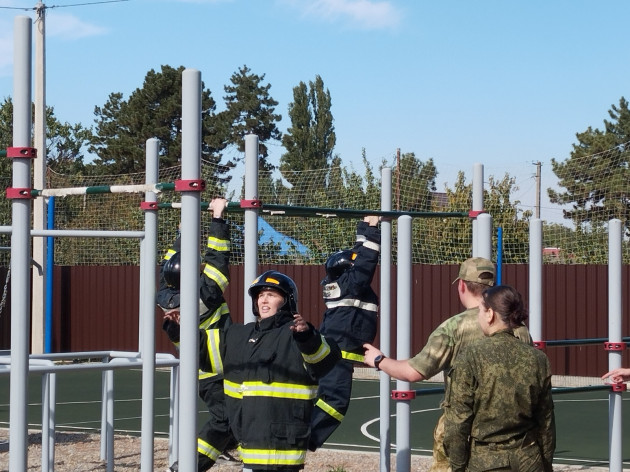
top-left (534, 161), bottom-right (541, 219)
top-left (32, 1), bottom-right (47, 354)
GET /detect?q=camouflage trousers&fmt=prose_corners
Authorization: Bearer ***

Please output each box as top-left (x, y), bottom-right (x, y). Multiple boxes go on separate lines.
top-left (428, 414), bottom-right (451, 472)
top-left (467, 433), bottom-right (545, 471)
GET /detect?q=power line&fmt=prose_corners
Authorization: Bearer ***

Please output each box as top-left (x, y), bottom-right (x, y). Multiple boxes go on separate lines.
top-left (0, 0), bottom-right (128, 11)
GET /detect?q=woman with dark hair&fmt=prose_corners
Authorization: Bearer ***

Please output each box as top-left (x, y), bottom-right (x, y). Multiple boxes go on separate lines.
top-left (443, 285), bottom-right (555, 472)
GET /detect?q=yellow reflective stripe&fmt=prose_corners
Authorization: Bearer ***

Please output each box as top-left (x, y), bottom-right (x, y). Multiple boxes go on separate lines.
top-left (315, 398), bottom-right (344, 422)
top-left (301, 335), bottom-right (331, 364)
top-left (206, 329), bottom-right (223, 374)
top-left (224, 379), bottom-right (243, 399)
top-left (227, 381), bottom-right (317, 400)
top-left (198, 370), bottom-right (218, 380)
top-left (164, 248), bottom-right (176, 261)
top-left (198, 438), bottom-right (221, 462)
top-left (207, 236), bottom-right (229, 252)
top-left (342, 350), bottom-right (365, 363)
top-left (238, 446), bottom-right (305, 466)
top-left (199, 303), bottom-right (229, 330)
top-left (203, 264), bottom-right (229, 292)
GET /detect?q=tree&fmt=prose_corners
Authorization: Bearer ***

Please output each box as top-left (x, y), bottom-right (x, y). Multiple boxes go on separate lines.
top-left (549, 97), bottom-right (630, 234)
top-left (89, 65), bottom-right (230, 180)
top-left (280, 75), bottom-right (335, 186)
top-left (393, 152), bottom-right (437, 211)
top-left (222, 65), bottom-right (282, 171)
top-left (416, 171), bottom-right (531, 264)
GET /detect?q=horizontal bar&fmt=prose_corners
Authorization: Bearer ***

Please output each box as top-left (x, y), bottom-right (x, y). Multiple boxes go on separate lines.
top-left (158, 201), bottom-right (469, 219)
top-left (31, 229), bottom-right (145, 238)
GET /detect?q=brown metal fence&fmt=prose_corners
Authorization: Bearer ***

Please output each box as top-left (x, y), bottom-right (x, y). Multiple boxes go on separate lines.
top-left (0, 264), bottom-right (628, 377)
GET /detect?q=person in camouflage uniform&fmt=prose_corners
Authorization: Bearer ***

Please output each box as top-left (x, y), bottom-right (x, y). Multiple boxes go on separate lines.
top-left (443, 285), bottom-right (555, 472)
top-left (363, 257), bottom-right (532, 472)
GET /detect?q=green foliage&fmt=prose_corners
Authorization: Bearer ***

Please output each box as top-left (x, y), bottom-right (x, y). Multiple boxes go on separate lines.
top-left (280, 75), bottom-right (335, 187)
top-left (89, 65), bottom-right (229, 181)
top-left (549, 96), bottom-right (630, 235)
top-left (222, 65), bottom-right (282, 171)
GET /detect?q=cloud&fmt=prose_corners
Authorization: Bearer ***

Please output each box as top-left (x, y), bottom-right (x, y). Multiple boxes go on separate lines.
top-left (284, 0), bottom-right (403, 30)
top-left (46, 11), bottom-right (108, 40)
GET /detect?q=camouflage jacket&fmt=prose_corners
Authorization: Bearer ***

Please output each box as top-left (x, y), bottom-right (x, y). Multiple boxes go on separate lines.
top-left (443, 330), bottom-right (555, 472)
top-left (408, 307), bottom-right (532, 387)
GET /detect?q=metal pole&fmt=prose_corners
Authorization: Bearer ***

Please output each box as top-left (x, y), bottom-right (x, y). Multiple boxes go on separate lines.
top-left (476, 213), bottom-right (492, 261)
top-left (528, 218), bottom-right (542, 342)
top-left (32, 2), bottom-right (47, 355)
top-left (379, 167), bottom-right (392, 472)
top-left (608, 219), bottom-right (623, 472)
top-left (395, 215), bottom-right (412, 472)
top-left (140, 138), bottom-right (159, 471)
top-left (179, 68), bottom-right (202, 472)
top-left (471, 163), bottom-right (483, 257)
top-left (9, 16), bottom-right (33, 472)
top-left (496, 227), bottom-right (503, 285)
top-left (535, 161), bottom-right (541, 219)
top-left (45, 196), bottom-right (55, 353)
top-left (243, 134), bottom-right (259, 323)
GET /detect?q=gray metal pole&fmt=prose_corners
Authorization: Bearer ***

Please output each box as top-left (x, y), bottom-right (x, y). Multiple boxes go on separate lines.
top-left (105, 368), bottom-right (115, 472)
top-left (179, 68), bottom-right (202, 471)
top-left (528, 218), bottom-right (542, 342)
top-left (242, 134), bottom-right (259, 472)
top-left (243, 134), bottom-right (259, 323)
top-left (476, 213), bottom-right (492, 261)
top-left (32, 2), bottom-right (47, 355)
top-left (10, 16), bottom-right (33, 472)
top-left (379, 167), bottom-right (392, 472)
top-left (608, 219), bottom-right (623, 472)
top-left (471, 163), bottom-right (483, 257)
top-left (140, 138), bottom-right (159, 471)
top-left (395, 215), bottom-right (412, 472)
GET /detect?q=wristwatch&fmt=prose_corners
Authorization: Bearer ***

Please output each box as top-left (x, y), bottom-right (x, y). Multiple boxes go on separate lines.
top-left (374, 354), bottom-right (386, 371)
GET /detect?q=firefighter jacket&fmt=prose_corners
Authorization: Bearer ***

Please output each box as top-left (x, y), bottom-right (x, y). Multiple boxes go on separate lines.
top-left (159, 217), bottom-right (233, 381)
top-left (198, 310), bottom-right (341, 471)
top-left (319, 220), bottom-right (380, 358)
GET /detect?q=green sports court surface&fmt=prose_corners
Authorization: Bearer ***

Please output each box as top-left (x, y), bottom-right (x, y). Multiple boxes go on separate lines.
top-left (0, 368), bottom-right (628, 469)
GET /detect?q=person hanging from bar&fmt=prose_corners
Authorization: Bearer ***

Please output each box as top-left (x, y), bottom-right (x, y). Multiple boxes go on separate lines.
top-left (158, 198), bottom-right (238, 471)
top-left (308, 215), bottom-right (381, 451)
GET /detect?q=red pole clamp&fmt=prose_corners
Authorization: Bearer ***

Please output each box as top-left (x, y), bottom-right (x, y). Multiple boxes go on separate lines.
top-left (610, 382), bottom-right (627, 393)
top-left (391, 390), bottom-right (416, 400)
top-left (604, 342), bottom-right (626, 351)
top-left (6, 187), bottom-right (33, 199)
top-left (240, 199), bottom-right (262, 209)
top-left (174, 179), bottom-right (206, 192)
top-left (533, 341), bottom-right (546, 350)
top-left (140, 201), bottom-right (158, 211)
top-left (6, 147), bottom-right (37, 159)
top-left (468, 210), bottom-right (486, 218)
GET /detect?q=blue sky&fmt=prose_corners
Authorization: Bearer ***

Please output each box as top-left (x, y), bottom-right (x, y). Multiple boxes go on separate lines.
top-left (1, 0), bottom-right (630, 223)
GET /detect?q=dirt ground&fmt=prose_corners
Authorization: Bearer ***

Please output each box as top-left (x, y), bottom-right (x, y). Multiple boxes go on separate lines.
top-left (0, 430), bottom-right (611, 472)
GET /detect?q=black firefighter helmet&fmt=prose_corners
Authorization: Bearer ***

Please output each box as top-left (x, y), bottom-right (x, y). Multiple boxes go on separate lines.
top-left (323, 250), bottom-right (356, 284)
top-left (248, 270), bottom-right (299, 315)
top-left (162, 251), bottom-right (182, 289)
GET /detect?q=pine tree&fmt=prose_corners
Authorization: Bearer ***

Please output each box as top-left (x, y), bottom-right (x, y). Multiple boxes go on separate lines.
top-left (89, 65), bottom-right (228, 178)
top-left (222, 65), bottom-right (282, 171)
top-left (549, 97), bottom-right (630, 234)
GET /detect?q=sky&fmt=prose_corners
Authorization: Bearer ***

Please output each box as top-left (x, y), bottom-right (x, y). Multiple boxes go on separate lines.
top-left (1, 0), bottom-right (630, 224)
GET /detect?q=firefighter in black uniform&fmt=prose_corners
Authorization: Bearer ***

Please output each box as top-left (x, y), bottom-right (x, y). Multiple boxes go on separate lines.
top-left (158, 198), bottom-right (236, 472)
top-left (308, 215), bottom-right (380, 451)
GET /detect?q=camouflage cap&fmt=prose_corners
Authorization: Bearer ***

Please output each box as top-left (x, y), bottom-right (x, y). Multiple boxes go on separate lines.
top-left (452, 257), bottom-right (495, 286)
